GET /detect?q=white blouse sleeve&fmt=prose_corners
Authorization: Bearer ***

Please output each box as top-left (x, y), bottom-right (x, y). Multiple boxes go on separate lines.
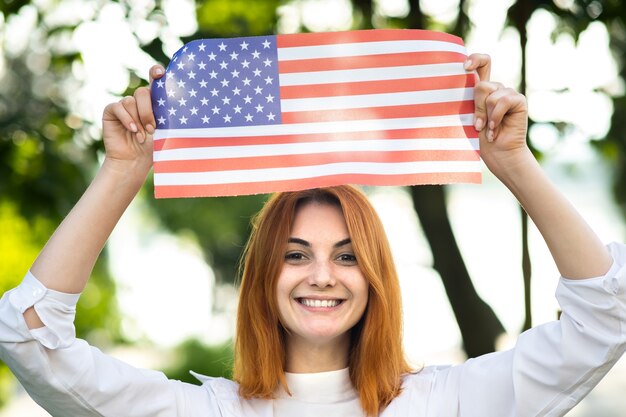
top-left (429, 242), bottom-right (626, 417)
top-left (0, 271), bottom-right (215, 417)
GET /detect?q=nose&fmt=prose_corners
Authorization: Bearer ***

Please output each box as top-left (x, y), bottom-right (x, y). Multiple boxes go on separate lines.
top-left (308, 261), bottom-right (336, 288)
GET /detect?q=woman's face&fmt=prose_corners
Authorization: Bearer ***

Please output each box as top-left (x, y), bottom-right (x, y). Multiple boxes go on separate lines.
top-left (276, 202), bottom-right (369, 349)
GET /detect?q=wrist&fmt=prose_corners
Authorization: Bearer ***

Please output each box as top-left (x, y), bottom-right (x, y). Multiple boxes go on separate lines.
top-left (100, 157), bottom-right (150, 189)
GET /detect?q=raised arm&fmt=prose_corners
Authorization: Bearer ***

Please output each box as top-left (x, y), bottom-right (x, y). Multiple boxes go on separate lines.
top-left (466, 55), bottom-right (612, 280)
top-left (23, 65), bottom-right (165, 328)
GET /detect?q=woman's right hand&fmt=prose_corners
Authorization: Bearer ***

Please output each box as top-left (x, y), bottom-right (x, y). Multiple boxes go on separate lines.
top-left (101, 65), bottom-right (165, 175)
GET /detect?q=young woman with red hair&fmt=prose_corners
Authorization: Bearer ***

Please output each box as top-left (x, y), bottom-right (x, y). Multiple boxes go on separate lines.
top-left (1, 54), bottom-right (625, 417)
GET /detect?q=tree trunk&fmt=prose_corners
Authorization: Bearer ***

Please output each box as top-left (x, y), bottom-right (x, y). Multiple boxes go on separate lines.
top-left (410, 186), bottom-right (505, 357)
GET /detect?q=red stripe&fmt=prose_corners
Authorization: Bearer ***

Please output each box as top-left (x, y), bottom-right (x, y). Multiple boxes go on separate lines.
top-left (282, 101), bottom-right (475, 124)
top-left (276, 30), bottom-right (464, 48)
top-left (153, 126), bottom-right (478, 151)
top-left (278, 51), bottom-right (466, 74)
top-left (155, 171), bottom-right (481, 198)
top-left (279, 74), bottom-right (474, 99)
top-left (154, 150), bottom-right (480, 173)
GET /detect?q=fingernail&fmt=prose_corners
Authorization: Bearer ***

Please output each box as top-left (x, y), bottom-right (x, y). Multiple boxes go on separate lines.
top-left (474, 117), bottom-right (484, 131)
top-left (155, 67), bottom-right (164, 76)
top-left (489, 120), bottom-right (495, 130)
top-left (137, 131), bottom-right (145, 144)
top-left (130, 122), bottom-right (138, 132)
top-left (464, 59), bottom-right (472, 70)
top-left (146, 124), bottom-right (155, 134)
top-left (487, 130), bottom-right (494, 142)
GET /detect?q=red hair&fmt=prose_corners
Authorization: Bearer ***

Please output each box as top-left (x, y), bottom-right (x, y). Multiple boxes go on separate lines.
top-left (233, 185), bottom-right (412, 415)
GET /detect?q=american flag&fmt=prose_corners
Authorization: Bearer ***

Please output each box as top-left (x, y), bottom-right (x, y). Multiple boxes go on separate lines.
top-left (151, 29), bottom-right (479, 198)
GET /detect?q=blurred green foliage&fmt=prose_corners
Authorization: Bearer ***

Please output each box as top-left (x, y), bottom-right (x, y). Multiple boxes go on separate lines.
top-left (164, 338), bottom-right (233, 383)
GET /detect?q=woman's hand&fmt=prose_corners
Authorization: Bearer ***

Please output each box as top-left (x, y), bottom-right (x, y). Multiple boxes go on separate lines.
top-left (464, 54), bottom-right (531, 180)
top-left (101, 65), bottom-right (165, 175)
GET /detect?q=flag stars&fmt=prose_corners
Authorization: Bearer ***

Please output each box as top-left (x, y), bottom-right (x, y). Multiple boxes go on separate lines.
top-left (198, 61), bottom-right (207, 70)
top-left (177, 61), bottom-right (185, 70)
top-left (263, 58), bottom-right (272, 67)
top-left (266, 112), bottom-right (276, 121)
top-left (208, 52), bottom-right (217, 61)
top-left (187, 71), bottom-right (196, 79)
top-left (157, 98), bottom-right (166, 106)
top-left (210, 88), bottom-right (220, 97)
top-left (187, 52), bottom-right (196, 61)
top-left (190, 106), bottom-right (199, 115)
top-left (212, 105), bottom-right (221, 114)
top-left (232, 87), bottom-right (241, 95)
top-left (168, 107), bottom-right (177, 115)
top-left (167, 89), bottom-right (176, 98)
top-left (200, 97), bottom-right (209, 106)
top-left (177, 79), bottom-right (186, 88)
top-left (209, 70), bottom-right (218, 79)
top-left (219, 61), bottom-right (228, 70)
top-left (254, 86), bottom-right (263, 95)
top-left (178, 97), bottom-right (187, 106)
top-left (233, 105), bottom-right (242, 114)
top-left (231, 69), bottom-right (240, 78)
top-left (230, 51), bottom-right (239, 60)
top-left (198, 43), bottom-right (206, 51)
top-left (199, 80), bottom-right (208, 88)
top-left (218, 42), bottom-right (227, 51)
top-left (240, 41), bottom-right (249, 50)
top-left (242, 77), bottom-right (251, 86)
top-left (243, 95), bottom-right (252, 104)
top-left (264, 76), bottom-right (273, 85)
top-left (166, 72), bottom-right (175, 79)
top-left (179, 115), bottom-right (188, 124)
top-left (255, 104), bottom-right (264, 113)
top-left (265, 94), bottom-right (275, 103)
top-left (245, 113), bottom-right (253, 122)
top-left (222, 96), bottom-right (231, 105)
top-left (220, 79), bottom-right (230, 87)
top-left (241, 59), bottom-right (250, 68)
top-left (156, 79), bottom-right (165, 88)
top-left (157, 116), bottom-right (166, 125)
top-left (262, 39), bottom-right (271, 49)
top-left (253, 68), bottom-right (262, 77)
top-left (202, 115), bottom-right (210, 124)
top-left (252, 50), bottom-right (261, 59)
top-left (223, 114), bottom-right (232, 123)
top-left (189, 89), bottom-right (198, 97)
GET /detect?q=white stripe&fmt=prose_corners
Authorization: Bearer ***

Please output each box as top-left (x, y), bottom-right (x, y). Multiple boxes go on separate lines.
top-left (154, 138), bottom-right (479, 161)
top-left (279, 63), bottom-right (466, 86)
top-left (154, 114), bottom-right (474, 140)
top-left (154, 161), bottom-right (482, 186)
top-left (281, 88), bottom-right (473, 112)
top-left (277, 40), bottom-right (466, 61)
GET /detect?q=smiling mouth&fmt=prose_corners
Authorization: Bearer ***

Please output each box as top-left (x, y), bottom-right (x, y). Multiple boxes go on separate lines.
top-left (296, 298), bottom-right (345, 308)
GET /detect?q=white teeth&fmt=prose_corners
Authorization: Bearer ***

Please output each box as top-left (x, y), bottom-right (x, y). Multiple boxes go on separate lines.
top-left (300, 298), bottom-right (341, 308)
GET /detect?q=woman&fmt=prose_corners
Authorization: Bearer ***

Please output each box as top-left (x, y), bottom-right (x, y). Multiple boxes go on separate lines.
top-left (0, 54), bottom-right (624, 416)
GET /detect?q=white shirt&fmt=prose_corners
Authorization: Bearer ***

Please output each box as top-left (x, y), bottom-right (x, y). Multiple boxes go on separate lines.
top-left (1, 242), bottom-right (626, 417)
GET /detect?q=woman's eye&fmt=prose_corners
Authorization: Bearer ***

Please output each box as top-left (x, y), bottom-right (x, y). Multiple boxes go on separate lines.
top-left (285, 252), bottom-right (305, 262)
top-left (337, 253), bottom-right (357, 264)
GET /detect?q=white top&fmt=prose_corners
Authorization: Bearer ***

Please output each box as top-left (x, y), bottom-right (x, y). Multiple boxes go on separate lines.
top-left (1, 243), bottom-right (626, 417)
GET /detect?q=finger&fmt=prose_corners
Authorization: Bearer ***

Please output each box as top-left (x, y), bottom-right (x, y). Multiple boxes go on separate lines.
top-left (149, 64), bottom-right (165, 86)
top-left (134, 86), bottom-right (156, 135)
top-left (464, 53), bottom-right (491, 82)
top-left (103, 102), bottom-right (138, 134)
top-left (474, 80), bottom-right (503, 132)
top-left (485, 88), bottom-right (527, 141)
top-left (120, 96), bottom-right (146, 143)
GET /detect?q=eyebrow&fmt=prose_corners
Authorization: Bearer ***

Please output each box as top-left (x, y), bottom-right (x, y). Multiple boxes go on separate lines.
top-left (287, 237), bottom-right (352, 248)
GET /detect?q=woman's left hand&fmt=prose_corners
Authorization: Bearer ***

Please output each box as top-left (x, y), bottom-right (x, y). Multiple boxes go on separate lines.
top-left (464, 54), bottom-right (531, 180)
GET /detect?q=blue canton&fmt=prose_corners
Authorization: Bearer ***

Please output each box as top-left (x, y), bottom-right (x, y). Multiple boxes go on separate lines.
top-left (152, 36), bottom-right (282, 129)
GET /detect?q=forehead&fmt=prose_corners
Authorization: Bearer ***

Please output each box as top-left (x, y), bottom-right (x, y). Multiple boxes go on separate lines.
top-left (290, 202), bottom-right (349, 239)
